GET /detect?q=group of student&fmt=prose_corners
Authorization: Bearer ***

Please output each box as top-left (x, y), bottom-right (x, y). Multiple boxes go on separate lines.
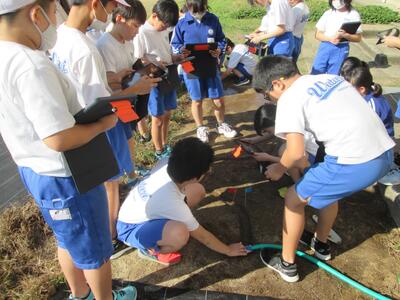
top-left (1, 0), bottom-right (400, 299)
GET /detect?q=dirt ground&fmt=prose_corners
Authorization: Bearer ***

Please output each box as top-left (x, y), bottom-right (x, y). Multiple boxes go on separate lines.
top-left (111, 86), bottom-right (400, 300)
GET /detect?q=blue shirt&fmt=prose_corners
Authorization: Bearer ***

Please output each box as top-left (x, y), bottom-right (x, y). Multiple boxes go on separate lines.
top-left (171, 12), bottom-right (226, 54)
top-left (364, 93), bottom-right (394, 137)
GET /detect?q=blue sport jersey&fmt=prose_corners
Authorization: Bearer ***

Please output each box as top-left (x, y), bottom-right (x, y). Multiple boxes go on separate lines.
top-left (364, 93), bottom-right (394, 137)
top-left (171, 12), bottom-right (226, 54)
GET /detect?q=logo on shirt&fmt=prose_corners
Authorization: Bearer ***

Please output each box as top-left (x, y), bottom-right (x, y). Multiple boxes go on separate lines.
top-left (208, 28), bottom-right (214, 36)
top-left (307, 76), bottom-right (345, 100)
top-left (50, 52), bottom-right (69, 74)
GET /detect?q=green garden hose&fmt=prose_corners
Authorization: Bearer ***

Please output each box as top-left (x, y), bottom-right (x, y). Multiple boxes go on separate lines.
top-left (248, 244), bottom-right (392, 300)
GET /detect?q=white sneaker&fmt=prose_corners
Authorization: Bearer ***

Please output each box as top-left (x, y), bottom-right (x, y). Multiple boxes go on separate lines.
top-left (378, 167), bottom-right (400, 186)
top-left (197, 126), bottom-right (209, 143)
top-left (217, 122), bottom-right (237, 138)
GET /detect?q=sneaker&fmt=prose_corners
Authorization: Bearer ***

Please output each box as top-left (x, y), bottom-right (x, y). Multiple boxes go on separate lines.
top-left (135, 165), bottom-right (151, 178)
top-left (155, 148), bottom-right (171, 160)
top-left (310, 237), bottom-right (331, 261)
top-left (378, 167), bottom-right (400, 185)
top-left (234, 77), bottom-right (250, 86)
top-left (138, 248), bottom-right (182, 266)
top-left (260, 249), bottom-right (299, 283)
top-left (69, 290), bottom-right (94, 300)
top-left (216, 123), bottom-right (237, 139)
top-left (163, 144), bottom-right (172, 155)
top-left (111, 240), bottom-right (132, 260)
top-left (139, 134), bottom-right (151, 143)
top-left (197, 126), bottom-right (209, 143)
top-left (112, 285), bottom-right (137, 300)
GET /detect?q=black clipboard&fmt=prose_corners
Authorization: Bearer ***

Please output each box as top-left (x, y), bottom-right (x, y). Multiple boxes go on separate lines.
top-left (185, 43), bottom-right (218, 78)
top-left (340, 21), bottom-right (361, 42)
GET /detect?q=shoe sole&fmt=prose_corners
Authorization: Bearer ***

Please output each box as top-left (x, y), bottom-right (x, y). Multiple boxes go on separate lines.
top-left (311, 215), bottom-right (342, 244)
top-left (259, 251), bottom-right (299, 283)
top-left (110, 245), bottom-right (133, 260)
top-left (138, 250), bottom-right (181, 266)
top-left (216, 130), bottom-right (237, 139)
top-left (234, 80), bottom-right (250, 86)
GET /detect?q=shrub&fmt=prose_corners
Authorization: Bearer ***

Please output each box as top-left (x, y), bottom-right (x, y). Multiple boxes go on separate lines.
top-left (357, 5), bottom-right (400, 24)
top-left (230, 6), bottom-right (265, 19)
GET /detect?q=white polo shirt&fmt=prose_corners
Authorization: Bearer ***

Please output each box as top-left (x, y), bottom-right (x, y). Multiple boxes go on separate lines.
top-left (275, 75), bottom-right (394, 164)
top-left (265, 0), bottom-right (294, 34)
top-left (133, 21), bottom-right (173, 64)
top-left (292, 2), bottom-right (310, 38)
top-left (50, 24), bottom-right (111, 107)
top-left (316, 8), bottom-right (362, 38)
top-left (0, 42), bottom-right (82, 176)
top-left (118, 159), bottom-right (200, 231)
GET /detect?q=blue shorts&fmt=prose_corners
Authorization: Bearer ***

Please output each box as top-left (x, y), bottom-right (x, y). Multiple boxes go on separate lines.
top-left (183, 72), bottom-right (224, 101)
top-left (235, 63), bottom-right (252, 79)
top-left (117, 219), bottom-right (169, 251)
top-left (18, 167), bottom-right (113, 270)
top-left (267, 32), bottom-right (294, 57)
top-left (292, 35), bottom-right (304, 62)
top-left (311, 41), bottom-right (349, 75)
top-left (106, 121), bottom-right (133, 181)
top-left (148, 87), bottom-right (177, 117)
top-left (296, 150), bottom-right (392, 209)
top-left (122, 121), bottom-right (133, 140)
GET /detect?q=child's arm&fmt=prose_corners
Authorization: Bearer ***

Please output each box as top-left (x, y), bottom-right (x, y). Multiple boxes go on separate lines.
top-left (252, 152), bottom-right (281, 163)
top-left (250, 25), bottom-right (286, 44)
top-left (43, 114), bottom-right (117, 152)
top-left (383, 36), bottom-right (400, 49)
top-left (315, 30), bottom-right (341, 44)
top-left (106, 69), bottom-right (133, 91)
top-left (171, 23), bottom-right (184, 54)
top-left (190, 225), bottom-right (248, 257)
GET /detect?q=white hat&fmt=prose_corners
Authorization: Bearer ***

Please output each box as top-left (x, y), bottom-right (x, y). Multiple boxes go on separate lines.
top-left (68, 0), bottom-right (131, 7)
top-left (115, 0), bottom-right (131, 7)
top-left (0, 0), bottom-right (36, 15)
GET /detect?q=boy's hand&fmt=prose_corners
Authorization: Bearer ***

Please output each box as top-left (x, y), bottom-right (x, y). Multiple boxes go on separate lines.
top-left (132, 75), bottom-right (162, 95)
top-left (250, 34), bottom-right (265, 44)
top-left (265, 163), bottom-right (286, 181)
top-left (116, 68), bottom-right (133, 82)
top-left (226, 242), bottom-right (248, 257)
top-left (98, 113), bottom-right (118, 131)
top-left (210, 48), bottom-right (221, 58)
top-left (253, 152), bottom-right (274, 162)
top-left (383, 36), bottom-right (400, 49)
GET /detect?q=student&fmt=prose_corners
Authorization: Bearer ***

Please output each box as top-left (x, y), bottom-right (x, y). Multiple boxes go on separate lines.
top-left (133, 0), bottom-right (180, 160)
top-left (249, 0), bottom-right (294, 57)
top-left (96, 0), bottom-right (149, 176)
top-left (253, 56), bottom-right (394, 282)
top-left (252, 104), bottom-right (318, 182)
top-left (0, 0), bottom-right (135, 299)
top-left (221, 38), bottom-right (257, 86)
top-left (171, 0), bottom-right (237, 143)
top-left (340, 58), bottom-right (400, 185)
top-left (50, 0), bottom-right (160, 259)
top-left (310, 0), bottom-right (362, 75)
top-left (117, 137), bottom-right (248, 265)
top-left (289, 0), bottom-right (309, 62)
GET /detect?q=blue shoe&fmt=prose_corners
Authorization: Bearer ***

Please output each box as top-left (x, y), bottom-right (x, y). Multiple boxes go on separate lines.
top-left (112, 285), bottom-right (137, 300)
top-left (135, 165), bottom-right (151, 177)
top-left (163, 144), bottom-right (172, 153)
top-left (69, 290), bottom-right (94, 300)
top-left (155, 148), bottom-right (171, 160)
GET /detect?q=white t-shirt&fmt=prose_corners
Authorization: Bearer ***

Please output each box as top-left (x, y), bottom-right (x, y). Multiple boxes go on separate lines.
top-left (274, 75), bottom-right (395, 164)
top-left (118, 159), bottom-right (200, 231)
top-left (316, 9), bottom-right (362, 38)
top-left (0, 42), bottom-right (82, 176)
top-left (259, 14), bottom-right (269, 32)
top-left (86, 28), bottom-right (104, 44)
top-left (265, 0), bottom-right (294, 34)
top-left (50, 24), bottom-right (111, 107)
top-left (227, 44), bottom-right (257, 75)
top-left (292, 2), bottom-right (310, 38)
top-left (55, 1), bottom-right (67, 28)
top-left (133, 21), bottom-right (173, 64)
top-left (96, 32), bottom-right (136, 73)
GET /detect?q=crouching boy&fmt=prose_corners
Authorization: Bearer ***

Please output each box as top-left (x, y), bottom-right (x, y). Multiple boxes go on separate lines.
top-left (117, 137), bottom-right (248, 265)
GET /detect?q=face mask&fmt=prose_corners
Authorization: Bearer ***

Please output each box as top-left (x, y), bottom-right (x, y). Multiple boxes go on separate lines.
top-left (91, 2), bottom-right (110, 31)
top-left (31, 7), bottom-right (57, 51)
top-left (191, 11), bottom-right (206, 21)
top-left (332, 0), bottom-right (345, 10)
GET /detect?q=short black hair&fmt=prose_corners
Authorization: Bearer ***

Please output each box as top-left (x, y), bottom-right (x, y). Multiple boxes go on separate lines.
top-left (254, 103), bottom-right (276, 135)
top-left (253, 56), bottom-right (300, 93)
top-left (180, 4), bottom-right (188, 14)
top-left (345, 66), bottom-right (383, 97)
top-left (153, 0), bottom-right (179, 27)
top-left (167, 137), bottom-right (214, 183)
top-left (226, 38), bottom-right (235, 49)
top-left (0, 0), bottom-right (55, 23)
top-left (186, 0), bottom-right (208, 14)
top-left (112, 0), bottom-right (146, 24)
top-left (339, 56), bottom-right (367, 80)
top-left (328, 0), bottom-right (352, 11)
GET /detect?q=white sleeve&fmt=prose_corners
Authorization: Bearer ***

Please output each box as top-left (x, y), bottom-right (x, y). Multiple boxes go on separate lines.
top-left (352, 10), bottom-right (362, 33)
top-left (273, 0), bottom-right (290, 26)
top-left (74, 54), bottom-right (110, 106)
top-left (133, 34), bottom-right (146, 60)
top-left (97, 41), bottom-right (117, 73)
top-left (316, 10), bottom-right (329, 32)
top-left (292, 6), bottom-right (302, 26)
top-left (16, 67), bottom-right (76, 139)
top-left (227, 46), bottom-right (245, 69)
top-left (274, 93), bottom-right (306, 139)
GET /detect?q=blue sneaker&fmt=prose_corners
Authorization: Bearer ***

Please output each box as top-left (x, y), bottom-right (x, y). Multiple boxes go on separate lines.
top-left (135, 165), bottom-right (151, 177)
top-left (69, 290), bottom-right (94, 300)
top-left (163, 144), bottom-right (172, 153)
top-left (112, 285), bottom-right (137, 300)
top-left (155, 148), bottom-right (171, 160)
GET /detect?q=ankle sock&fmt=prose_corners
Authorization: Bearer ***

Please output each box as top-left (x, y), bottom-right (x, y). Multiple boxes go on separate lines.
top-left (281, 257), bottom-right (295, 267)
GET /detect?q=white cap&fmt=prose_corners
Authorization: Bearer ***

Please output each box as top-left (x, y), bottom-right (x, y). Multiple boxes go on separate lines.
top-left (68, 0), bottom-right (131, 7)
top-left (115, 0), bottom-right (131, 7)
top-left (0, 0), bottom-right (36, 15)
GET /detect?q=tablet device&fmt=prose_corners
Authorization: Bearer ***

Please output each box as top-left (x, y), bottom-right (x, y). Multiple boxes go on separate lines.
top-left (136, 63), bottom-right (167, 79)
top-left (184, 43), bottom-right (218, 78)
top-left (74, 95), bottom-right (138, 124)
top-left (185, 43), bottom-right (218, 51)
top-left (340, 21), bottom-right (361, 42)
top-left (173, 56), bottom-right (196, 65)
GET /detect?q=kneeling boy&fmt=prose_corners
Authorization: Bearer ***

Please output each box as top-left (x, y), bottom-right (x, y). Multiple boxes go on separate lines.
top-left (253, 56), bottom-right (394, 283)
top-left (117, 137), bottom-right (248, 265)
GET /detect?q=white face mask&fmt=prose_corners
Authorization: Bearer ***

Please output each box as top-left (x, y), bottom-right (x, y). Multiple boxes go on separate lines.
top-left (191, 11), bottom-right (206, 21)
top-left (332, 0), bottom-right (345, 10)
top-left (91, 2), bottom-right (111, 31)
top-left (31, 7), bottom-right (57, 51)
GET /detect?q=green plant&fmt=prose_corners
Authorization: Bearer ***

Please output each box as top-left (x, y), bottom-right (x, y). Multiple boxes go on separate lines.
top-left (229, 6), bottom-right (265, 19)
top-left (358, 5), bottom-right (400, 24)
